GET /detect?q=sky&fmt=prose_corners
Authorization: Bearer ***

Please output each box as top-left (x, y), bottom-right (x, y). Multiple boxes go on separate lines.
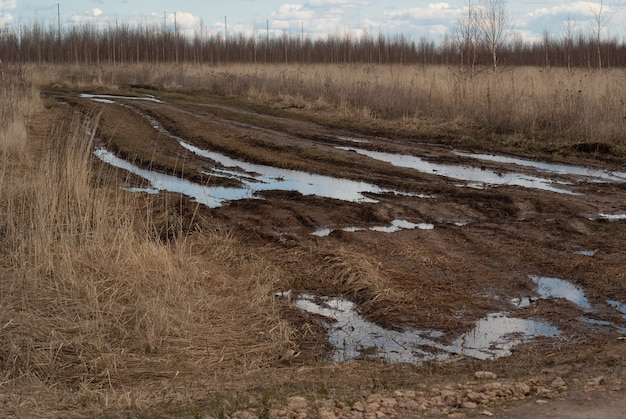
top-left (1, 1), bottom-right (625, 43)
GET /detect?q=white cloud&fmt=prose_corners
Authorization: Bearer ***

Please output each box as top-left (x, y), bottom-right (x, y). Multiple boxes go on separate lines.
top-left (0, 12), bottom-right (13, 26)
top-left (167, 11), bottom-right (200, 30)
top-left (386, 3), bottom-right (455, 18)
top-left (0, 0), bottom-right (16, 10)
top-left (93, 8), bottom-right (103, 17)
top-left (529, 2), bottom-right (608, 18)
top-left (273, 4), bottom-right (314, 20)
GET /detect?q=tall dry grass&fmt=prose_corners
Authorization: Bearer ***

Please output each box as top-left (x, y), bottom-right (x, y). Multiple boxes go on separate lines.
top-left (0, 66), bottom-right (293, 412)
top-left (42, 63), bottom-right (626, 147)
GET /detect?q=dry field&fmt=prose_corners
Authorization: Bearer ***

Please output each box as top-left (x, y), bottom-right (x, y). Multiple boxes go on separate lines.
top-left (1, 63), bottom-right (625, 417)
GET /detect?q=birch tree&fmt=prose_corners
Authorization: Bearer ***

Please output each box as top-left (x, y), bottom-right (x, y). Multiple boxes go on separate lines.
top-left (453, 0), bottom-right (479, 76)
top-left (476, 0), bottom-right (512, 73)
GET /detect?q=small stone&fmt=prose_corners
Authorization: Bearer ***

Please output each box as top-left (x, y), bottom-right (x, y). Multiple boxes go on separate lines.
top-left (474, 371), bottom-right (498, 380)
top-left (586, 376), bottom-right (605, 387)
top-left (318, 409), bottom-right (337, 419)
top-left (536, 399), bottom-right (549, 405)
top-left (512, 382), bottom-right (531, 397)
top-left (480, 410), bottom-right (494, 417)
top-left (288, 396), bottom-right (310, 411)
top-left (551, 377), bottom-right (567, 390)
top-left (462, 401), bottom-right (478, 409)
top-left (352, 401), bottom-right (365, 412)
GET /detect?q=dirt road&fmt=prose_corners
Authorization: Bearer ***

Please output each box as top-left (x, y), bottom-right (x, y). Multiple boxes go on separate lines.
top-left (47, 88), bottom-right (626, 416)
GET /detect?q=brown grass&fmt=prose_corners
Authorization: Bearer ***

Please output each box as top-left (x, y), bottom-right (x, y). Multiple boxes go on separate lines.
top-left (40, 63), bottom-right (626, 150)
top-left (0, 65), bottom-right (295, 414)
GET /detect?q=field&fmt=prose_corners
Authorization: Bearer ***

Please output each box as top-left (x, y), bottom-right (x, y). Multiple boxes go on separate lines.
top-left (1, 63), bottom-right (626, 418)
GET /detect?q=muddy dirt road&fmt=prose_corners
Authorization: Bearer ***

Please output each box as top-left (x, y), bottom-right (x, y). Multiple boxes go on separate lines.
top-left (46, 88), bottom-right (626, 414)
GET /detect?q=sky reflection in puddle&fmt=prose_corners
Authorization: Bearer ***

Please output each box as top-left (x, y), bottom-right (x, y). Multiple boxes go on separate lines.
top-left (94, 148), bottom-right (254, 207)
top-left (338, 146), bottom-right (577, 194)
top-left (591, 213), bottom-right (626, 222)
top-left (312, 219), bottom-right (434, 236)
top-left (293, 293), bottom-right (560, 363)
top-left (529, 275), bottom-right (591, 310)
top-left (454, 151), bottom-right (626, 183)
top-left (607, 300), bottom-right (626, 317)
top-left (80, 93), bottom-right (163, 103)
top-left (179, 141), bottom-right (387, 203)
top-left (95, 146), bottom-right (388, 207)
top-left (575, 249), bottom-right (597, 256)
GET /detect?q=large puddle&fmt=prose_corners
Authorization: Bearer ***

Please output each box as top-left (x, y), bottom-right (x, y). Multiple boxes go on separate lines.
top-left (454, 151), bottom-right (626, 183)
top-left (292, 293), bottom-right (560, 363)
top-left (338, 146), bottom-right (577, 194)
top-left (290, 274), bottom-right (626, 363)
top-left (178, 141), bottom-right (388, 203)
top-left (94, 146), bottom-right (388, 207)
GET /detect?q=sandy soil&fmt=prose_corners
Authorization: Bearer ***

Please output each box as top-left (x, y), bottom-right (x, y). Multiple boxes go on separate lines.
top-left (43, 88), bottom-right (626, 417)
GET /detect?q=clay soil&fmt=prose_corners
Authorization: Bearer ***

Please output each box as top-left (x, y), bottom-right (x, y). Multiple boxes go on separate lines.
top-left (41, 87), bottom-right (626, 417)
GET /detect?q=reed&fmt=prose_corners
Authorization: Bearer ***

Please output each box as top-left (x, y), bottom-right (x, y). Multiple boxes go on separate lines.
top-left (0, 66), bottom-right (293, 412)
top-left (40, 62), bottom-right (626, 147)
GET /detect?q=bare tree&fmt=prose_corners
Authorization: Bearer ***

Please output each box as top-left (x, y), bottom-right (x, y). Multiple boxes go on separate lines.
top-left (476, 0), bottom-right (512, 73)
top-left (591, 0), bottom-right (611, 69)
top-left (562, 14), bottom-right (576, 73)
top-left (453, 0), bottom-right (479, 77)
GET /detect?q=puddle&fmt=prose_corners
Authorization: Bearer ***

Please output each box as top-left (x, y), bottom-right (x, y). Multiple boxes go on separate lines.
top-left (592, 213), bottom-right (626, 221)
top-left (607, 300), bottom-right (626, 317)
top-left (80, 93), bottom-right (163, 103)
top-left (178, 141), bottom-right (388, 204)
top-left (454, 151), bottom-right (626, 183)
top-left (94, 148), bottom-right (256, 207)
top-left (449, 313), bottom-right (560, 360)
top-left (292, 293), bottom-right (560, 363)
top-left (575, 249), bottom-right (597, 256)
top-left (581, 317), bottom-right (615, 327)
top-left (510, 297), bottom-right (534, 308)
top-left (370, 219), bottom-right (434, 232)
top-left (529, 275), bottom-right (591, 310)
top-left (312, 219), bottom-right (434, 236)
top-left (95, 146), bottom-right (392, 207)
top-left (338, 147), bottom-right (577, 195)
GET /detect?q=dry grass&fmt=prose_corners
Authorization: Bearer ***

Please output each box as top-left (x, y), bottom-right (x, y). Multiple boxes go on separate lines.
top-left (0, 65), bottom-right (295, 414)
top-left (39, 63), bottom-right (626, 149)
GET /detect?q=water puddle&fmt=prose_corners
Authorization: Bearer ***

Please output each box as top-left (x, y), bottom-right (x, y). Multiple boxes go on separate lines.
top-left (291, 293), bottom-right (560, 363)
top-left (454, 151), bottom-right (626, 183)
top-left (94, 148), bottom-right (255, 207)
top-left (338, 146), bottom-right (577, 195)
top-left (178, 141), bottom-right (389, 204)
top-left (80, 93), bottom-right (163, 103)
top-left (607, 300), bottom-right (626, 317)
top-left (449, 313), bottom-right (560, 360)
top-left (312, 219), bottom-right (434, 237)
top-left (575, 249), bottom-right (597, 257)
top-left (591, 213), bottom-right (626, 222)
top-left (529, 275), bottom-right (591, 310)
top-left (95, 146), bottom-right (392, 207)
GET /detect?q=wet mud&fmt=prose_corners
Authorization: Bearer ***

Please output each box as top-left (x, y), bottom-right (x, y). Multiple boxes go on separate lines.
top-left (48, 89), bottom-right (626, 364)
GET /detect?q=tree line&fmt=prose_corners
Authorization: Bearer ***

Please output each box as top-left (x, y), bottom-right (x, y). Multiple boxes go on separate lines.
top-left (0, 0), bottom-right (624, 69)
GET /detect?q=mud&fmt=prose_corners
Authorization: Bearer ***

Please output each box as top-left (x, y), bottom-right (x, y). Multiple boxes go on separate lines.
top-left (47, 88), bottom-right (626, 365)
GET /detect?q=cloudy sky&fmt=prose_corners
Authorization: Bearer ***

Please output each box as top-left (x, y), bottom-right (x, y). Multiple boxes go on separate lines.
top-left (1, 1), bottom-right (625, 43)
